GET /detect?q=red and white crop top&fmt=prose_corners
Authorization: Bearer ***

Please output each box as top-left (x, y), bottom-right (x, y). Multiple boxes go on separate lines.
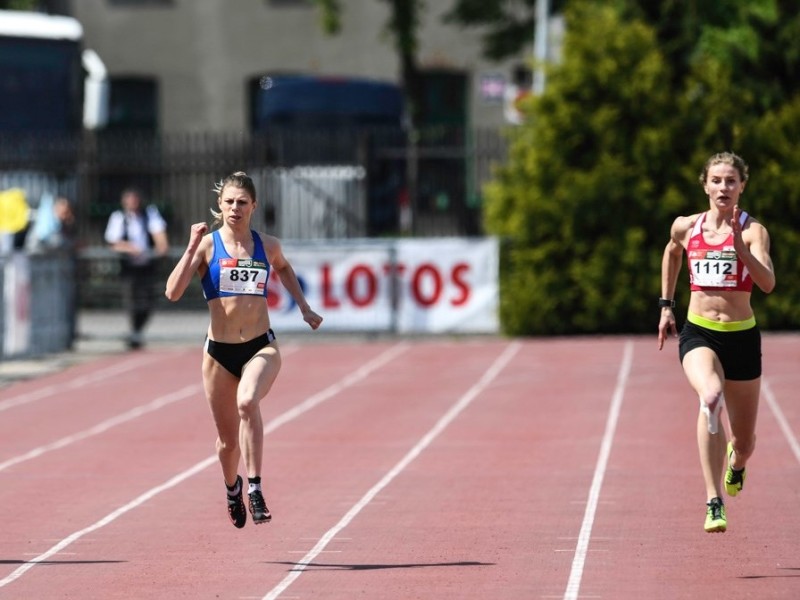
top-left (687, 211), bottom-right (752, 292)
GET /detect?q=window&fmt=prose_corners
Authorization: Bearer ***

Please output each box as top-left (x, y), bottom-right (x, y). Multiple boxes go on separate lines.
top-left (419, 70), bottom-right (467, 127)
top-left (107, 77), bottom-right (158, 132)
top-left (248, 73), bottom-right (404, 131)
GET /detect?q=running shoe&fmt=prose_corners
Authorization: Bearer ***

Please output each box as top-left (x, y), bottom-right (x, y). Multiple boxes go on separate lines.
top-left (725, 441), bottom-right (746, 497)
top-left (227, 475), bottom-right (247, 529)
top-left (248, 489), bottom-right (272, 524)
top-left (704, 497), bottom-right (727, 533)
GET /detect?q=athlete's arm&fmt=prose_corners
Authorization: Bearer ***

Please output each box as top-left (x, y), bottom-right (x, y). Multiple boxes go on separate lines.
top-left (165, 223), bottom-right (209, 301)
top-left (263, 234), bottom-right (323, 330)
top-left (658, 216), bottom-right (691, 350)
top-left (735, 208), bottom-right (775, 294)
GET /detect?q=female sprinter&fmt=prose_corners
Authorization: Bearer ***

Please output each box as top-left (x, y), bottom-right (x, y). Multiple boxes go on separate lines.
top-left (658, 152), bottom-right (775, 533)
top-left (165, 171), bottom-right (323, 528)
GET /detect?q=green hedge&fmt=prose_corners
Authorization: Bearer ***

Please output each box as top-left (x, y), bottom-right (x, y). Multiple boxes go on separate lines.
top-left (486, 1), bottom-right (800, 335)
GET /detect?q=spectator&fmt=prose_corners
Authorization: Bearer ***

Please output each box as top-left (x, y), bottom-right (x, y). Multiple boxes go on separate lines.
top-left (26, 194), bottom-right (77, 253)
top-left (104, 187), bottom-right (169, 349)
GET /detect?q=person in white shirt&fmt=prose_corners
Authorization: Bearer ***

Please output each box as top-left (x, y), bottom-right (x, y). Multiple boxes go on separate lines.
top-left (104, 187), bottom-right (169, 348)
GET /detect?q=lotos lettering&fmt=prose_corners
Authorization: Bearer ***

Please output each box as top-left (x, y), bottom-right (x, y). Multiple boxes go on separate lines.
top-left (319, 261), bottom-right (472, 309)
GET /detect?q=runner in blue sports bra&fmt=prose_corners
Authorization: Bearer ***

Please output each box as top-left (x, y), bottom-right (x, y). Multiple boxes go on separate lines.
top-left (165, 171), bottom-right (323, 529)
top-left (201, 229), bottom-right (270, 302)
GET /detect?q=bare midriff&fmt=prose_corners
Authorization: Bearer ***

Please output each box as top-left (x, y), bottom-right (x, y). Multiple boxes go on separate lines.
top-left (206, 295), bottom-right (271, 343)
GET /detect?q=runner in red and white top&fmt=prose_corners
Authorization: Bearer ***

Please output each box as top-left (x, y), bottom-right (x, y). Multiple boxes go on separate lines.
top-left (657, 152), bottom-right (775, 533)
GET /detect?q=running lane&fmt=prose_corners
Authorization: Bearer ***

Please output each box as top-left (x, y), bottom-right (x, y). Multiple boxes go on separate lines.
top-left (573, 334), bottom-right (800, 600)
top-left (264, 336), bottom-right (631, 600)
top-left (0, 340), bottom-right (411, 598)
top-left (2, 335), bottom-right (797, 599)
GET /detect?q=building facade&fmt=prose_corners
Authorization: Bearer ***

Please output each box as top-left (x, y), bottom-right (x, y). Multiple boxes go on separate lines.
top-left (67, 0), bottom-right (530, 133)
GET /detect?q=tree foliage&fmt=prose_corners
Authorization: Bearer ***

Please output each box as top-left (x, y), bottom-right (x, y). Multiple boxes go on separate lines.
top-left (739, 98), bottom-right (800, 328)
top-left (486, 1), bottom-right (678, 334)
top-left (444, 0), bottom-right (569, 61)
top-left (311, 0), bottom-right (342, 34)
top-left (0, 0), bottom-right (39, 9)
top-left (312, 0), bottom-right (425, 126)
top-left (484, 0), bottom-right (800, 334)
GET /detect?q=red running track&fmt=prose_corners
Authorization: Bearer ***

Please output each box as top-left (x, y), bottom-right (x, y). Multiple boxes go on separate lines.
top-left (0, 334), bottom-right (799, 599)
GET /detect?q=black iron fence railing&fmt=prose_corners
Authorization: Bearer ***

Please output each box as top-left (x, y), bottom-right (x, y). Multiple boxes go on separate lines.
top-left (0, 126), bottom-right (510, 246)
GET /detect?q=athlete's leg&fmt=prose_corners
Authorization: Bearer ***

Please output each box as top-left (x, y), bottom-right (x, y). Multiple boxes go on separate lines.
top-left (682, 346), bottom-right (727, 501)
top-left (237, 342), bottom-right (282, 478)
top-left (724, 378), bottom-right (760, 470)
top-left (202, 352), bottom-right (242, 487)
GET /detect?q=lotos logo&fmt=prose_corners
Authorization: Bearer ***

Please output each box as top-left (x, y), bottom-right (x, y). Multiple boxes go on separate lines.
top-left (320, 261), bottom-right (472, 308)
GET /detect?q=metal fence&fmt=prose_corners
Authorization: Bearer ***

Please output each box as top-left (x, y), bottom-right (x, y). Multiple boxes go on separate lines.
top-left (252, 165), bottom-right (368, 239)
top-left (0, 126), bottom-right (510, 246)
top-left (0, 126), bottom-right (511, 352)
top-left (76, 246), bottom-right (204, 311)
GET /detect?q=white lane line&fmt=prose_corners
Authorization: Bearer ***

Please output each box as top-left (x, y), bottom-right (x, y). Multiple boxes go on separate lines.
top-left (261, 341), bottom-right (521, 600)
top-left (0, 342), bottom-right (408, 590)
top-left (0, 384), bottom-right (202, 473)
top-left (0, 354), bottom-right (163, 413)
top-left (0, 456), bottom-right (216, 589)
top-left (563, 339), bottom-right (633, 600)
top-left (0, 346), bottom-right (301, 472)
top-left (763, 378), bottom-right (800, 463)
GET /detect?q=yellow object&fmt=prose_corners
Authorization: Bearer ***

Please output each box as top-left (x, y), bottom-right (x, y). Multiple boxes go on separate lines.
top-left (687, 311), bottom-right (756, 332)
top-left (704, 499), bottom-right (727, 533)
top-left (0, 188), bottom-right (30, 233)
top-left (724, 441), bottom-right (746, 497)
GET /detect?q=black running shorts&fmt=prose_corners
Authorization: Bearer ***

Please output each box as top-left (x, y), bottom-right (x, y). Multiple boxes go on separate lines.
top-left (205, 329), bottom-right (277, 378)
top-left (678, 321), bottom-right (761, 381)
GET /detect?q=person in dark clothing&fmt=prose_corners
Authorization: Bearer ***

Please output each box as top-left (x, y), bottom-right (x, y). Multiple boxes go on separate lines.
top-left (104, 187), bottom-right (169, 348)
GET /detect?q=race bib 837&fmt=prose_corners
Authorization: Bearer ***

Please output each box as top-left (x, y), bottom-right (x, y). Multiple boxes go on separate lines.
top-left (218, 258), bottom-right (269, 295)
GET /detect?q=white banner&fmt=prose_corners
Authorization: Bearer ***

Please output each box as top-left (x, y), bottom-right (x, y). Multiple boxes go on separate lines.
top-left (266, 238), bottom-right (499, 334)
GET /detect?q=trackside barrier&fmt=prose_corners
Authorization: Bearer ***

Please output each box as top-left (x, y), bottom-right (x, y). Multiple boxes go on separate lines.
top-left (269, 237), bottom-right (499, 334)
top-left (0, 249), bottom-right (76, 360)
top-left (76, 237), bottom-right (500, 334)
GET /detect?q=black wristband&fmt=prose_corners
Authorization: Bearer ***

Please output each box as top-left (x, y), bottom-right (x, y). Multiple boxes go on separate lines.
top-left (658, 298), bottom-right (675, 309)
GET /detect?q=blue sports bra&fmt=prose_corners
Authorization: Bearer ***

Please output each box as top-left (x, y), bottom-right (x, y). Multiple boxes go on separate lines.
top-left (201, 230), bottom-right (270, 301)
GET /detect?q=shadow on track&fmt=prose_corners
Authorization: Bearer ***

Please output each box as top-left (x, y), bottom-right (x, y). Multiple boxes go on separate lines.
top-left (267, 560), bottom-right (495, 572)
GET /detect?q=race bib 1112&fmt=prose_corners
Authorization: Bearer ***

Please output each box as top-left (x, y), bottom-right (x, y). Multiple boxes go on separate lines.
top-left (689, 249), bottom-right (737, 288)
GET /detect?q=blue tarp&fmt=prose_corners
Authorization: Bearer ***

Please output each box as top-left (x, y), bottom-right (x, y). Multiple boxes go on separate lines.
top-left (254, 75), bottom-right (405, 128)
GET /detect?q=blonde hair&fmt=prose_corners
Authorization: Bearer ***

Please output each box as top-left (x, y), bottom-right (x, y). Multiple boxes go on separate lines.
top-left (209, 171), bottom-right (257, 227)
top-left (699, 152), bottom-right (749, 185)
